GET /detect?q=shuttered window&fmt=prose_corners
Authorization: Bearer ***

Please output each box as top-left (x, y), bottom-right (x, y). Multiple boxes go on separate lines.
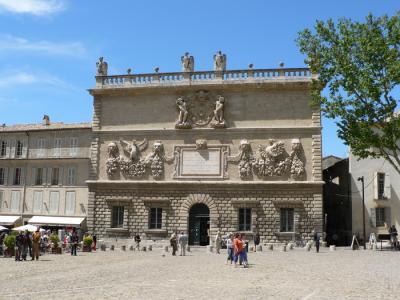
top-left (33, 191), bottom-right (43, 213)
top-left (65, 191), bottom-right (76, 215)
top-left (49, 191), bottom-right (60, 214)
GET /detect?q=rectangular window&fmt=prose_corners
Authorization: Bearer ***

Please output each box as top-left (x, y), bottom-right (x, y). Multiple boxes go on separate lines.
top-left (37, 138), bottom-right (45, 157)
top-left (53, 138), bottom-right (61, 157)
top-left (35, 168), bottom-right (44, 185)
top-left (49, 191), bottom-right (60, 214)
top-left (280, 208), bottom-right (294, 232)
top-left (149, 208), bottom-right (162, 229)
top-left (0, 141), bottom-right (6, 157)
top-left (65, 191), bottom-right (76, 215)
top-left (51, 168), bottom-right (59, 185)
top-left (16, 141), bottom-right (23, 157)
top-left (33, 191), bottom-right (43, 213)
top-left (239, 208), bottom-right (251, 231)
top-left (67, 167), bottom-right (76, 185)
top-left (0, 168), bottom-right (4, 185)
top-left (13, 168), bottom-right (21, 185)
top-left (10, 191), bottom-right (20, 213)
top-left (112, 206), bottom-right (124, 228)
top-left (69, 137), bottom-right (78, 156)
top-left (378, 173), bottom-right (385, 199)
top-left (376, 208), bottom-right (385, 227)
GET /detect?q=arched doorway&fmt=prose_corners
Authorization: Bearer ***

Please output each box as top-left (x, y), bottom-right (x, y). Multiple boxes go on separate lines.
top-left (188, 203), bottom-right (210, 246)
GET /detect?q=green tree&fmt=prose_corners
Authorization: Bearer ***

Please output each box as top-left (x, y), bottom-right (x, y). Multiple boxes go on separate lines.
top-left (297, 13), bottom-right (400, 173)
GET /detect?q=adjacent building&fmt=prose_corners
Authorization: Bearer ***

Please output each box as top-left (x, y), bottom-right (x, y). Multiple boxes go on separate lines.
top-left (350, 152), bottom-right (398, 242)
top-left (0, 116), bottom-right (90, 229)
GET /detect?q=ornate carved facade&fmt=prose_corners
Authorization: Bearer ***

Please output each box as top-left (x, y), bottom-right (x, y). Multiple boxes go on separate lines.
top-left (88, 56), bottom-right (323, 245)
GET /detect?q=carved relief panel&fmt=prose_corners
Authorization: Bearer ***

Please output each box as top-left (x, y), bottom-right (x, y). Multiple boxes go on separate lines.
top-left (175, 90), bottom-right (227, 129)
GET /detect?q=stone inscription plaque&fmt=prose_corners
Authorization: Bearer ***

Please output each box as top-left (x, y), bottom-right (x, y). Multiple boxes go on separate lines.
top-left (181, 149), bottom-right (221, 176)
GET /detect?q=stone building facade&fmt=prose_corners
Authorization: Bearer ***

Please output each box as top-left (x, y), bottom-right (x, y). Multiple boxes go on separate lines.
top-left (87, 54), bottom-right (323, 245)
top-left (0, 117), bottom-right (90, 228)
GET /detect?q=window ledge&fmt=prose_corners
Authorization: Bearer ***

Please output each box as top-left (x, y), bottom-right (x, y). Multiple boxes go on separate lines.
top-left (275, 232), bottom-right (297, 237)
top-left (106, 228), bottom-right (129, 234)
top-left (144, 229), bottom-right (167, 234)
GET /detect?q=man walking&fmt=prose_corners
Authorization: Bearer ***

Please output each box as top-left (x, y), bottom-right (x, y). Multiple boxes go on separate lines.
top-left (170, 233), bottom-right (178, 256)
top-left (178, 231), bottom-right (188, 256)
top-left (313, 230), bottom-right (320, 253)
top-left (71, 230), bottom-right (78, 256)
top-left (32, 228), bottom-right (41, 260)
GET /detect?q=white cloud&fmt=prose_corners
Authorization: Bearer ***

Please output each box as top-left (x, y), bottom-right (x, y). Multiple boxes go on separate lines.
top-left (0, 34), bottom-right (86, 57)
top-left (0, 70), bottom-right (79, 91)
top-left (0, 0), bottom-right (64, 16)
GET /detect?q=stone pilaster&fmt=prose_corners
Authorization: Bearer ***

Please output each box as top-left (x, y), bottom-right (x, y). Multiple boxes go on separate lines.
top-left (312, 109), bottom-right (321, 127)
top-left (312, 134), bottom-right (322, 181)
top-left (92, 96), bottom-right (101, 130)
top-left (89, 136), bottom-right (99, 180)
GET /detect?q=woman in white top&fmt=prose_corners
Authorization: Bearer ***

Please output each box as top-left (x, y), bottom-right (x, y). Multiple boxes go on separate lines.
top-left (226, 234), bottom-right (234, 264)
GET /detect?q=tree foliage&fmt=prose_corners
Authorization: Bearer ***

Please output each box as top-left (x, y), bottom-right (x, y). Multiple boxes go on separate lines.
top-left (297, 13), bottom-right (400, 173)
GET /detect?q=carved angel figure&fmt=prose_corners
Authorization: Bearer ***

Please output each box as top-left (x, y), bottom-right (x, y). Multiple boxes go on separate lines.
top-left (181, 52), bottom-right (194, 72)
top-left (120, 138), bottom-right (148, 162)
top-left (175, 97), bottom-right (191, 128)
top-left (213, 51), bottom-right (226, 71)
top-left (211, 96), bottom-right (225, 127)
top-left (106, 142), bottom-right (120, 177)
top-left (96, 57), bottom-right (108, 76)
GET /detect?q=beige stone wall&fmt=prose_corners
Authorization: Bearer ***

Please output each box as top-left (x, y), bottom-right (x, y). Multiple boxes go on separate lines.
top-left (98, 88), bottom-right (315, 130)
top-left (92, 186), bottom-right (323, 243)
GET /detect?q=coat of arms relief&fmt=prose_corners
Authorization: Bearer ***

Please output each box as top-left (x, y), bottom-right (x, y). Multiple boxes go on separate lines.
top-left (175, 90), bottom-right (226, 129)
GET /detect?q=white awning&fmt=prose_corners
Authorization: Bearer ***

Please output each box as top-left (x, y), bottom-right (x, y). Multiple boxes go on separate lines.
top-left (0, 215), bottom-right (22, 226)
top-left (28, 216), bottom-right (86, 227)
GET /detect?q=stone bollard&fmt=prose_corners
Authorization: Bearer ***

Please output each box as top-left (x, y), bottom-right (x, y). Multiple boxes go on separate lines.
top-left (148, 245), bottom-right (152, 251)
top-left (164, 246), bottom-right (169, 252)
top-left (207, 245), bottom-right (214, 253)
top-left (110, 245), bottom-right (115, 251)
top-left (100, 244), bottom-right (106, 251)
top-left (329, 245), bottom-right (336, 251)
top-left (141, 246), bottom-right (147, 252)
top-left (186, 245), bottom-right (190, 252)
top-left (129, 245), bottom-right (134, 251)
top-left (267, 243), bottom-right (273, 251)
top-left (256, 245), bottom-right (262, 252)
top-left (121, 245), bottom-right (126, 251)
top-left (305, 242), bottom-right (312, 251)
top-left (281, 244), bottom-right (287, 252)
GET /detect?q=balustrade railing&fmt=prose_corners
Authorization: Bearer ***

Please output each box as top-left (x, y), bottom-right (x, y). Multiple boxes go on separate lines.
top-left (96, 67), bottom-right (313, 87)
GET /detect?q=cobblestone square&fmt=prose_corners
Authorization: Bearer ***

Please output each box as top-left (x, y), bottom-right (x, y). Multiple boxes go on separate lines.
top-left (0, 247), bottom-right (398, 300)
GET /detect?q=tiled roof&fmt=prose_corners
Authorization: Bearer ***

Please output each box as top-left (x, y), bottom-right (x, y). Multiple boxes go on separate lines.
top-left (0, 122), bottom-right (92, 132)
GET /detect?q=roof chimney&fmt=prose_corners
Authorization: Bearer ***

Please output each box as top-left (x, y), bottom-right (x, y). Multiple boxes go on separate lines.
top-left (42, 115), bottom-right (50, 126)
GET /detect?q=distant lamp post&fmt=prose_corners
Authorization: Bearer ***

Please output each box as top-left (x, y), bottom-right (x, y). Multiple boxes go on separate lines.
top-left (357, 176), bottom-right (366, 249)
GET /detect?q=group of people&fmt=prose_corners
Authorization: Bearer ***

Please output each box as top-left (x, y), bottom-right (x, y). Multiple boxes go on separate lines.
top-left (225, 233), bottom-right (250, 268)
top-left (12, 229), bottom-right (41, 261)
top-left (170, 232), bottom-right (188, 256)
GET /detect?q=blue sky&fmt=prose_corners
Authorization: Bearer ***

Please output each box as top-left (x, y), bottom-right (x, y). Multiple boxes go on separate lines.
top-left (0, 0), bottom-right (398, 158)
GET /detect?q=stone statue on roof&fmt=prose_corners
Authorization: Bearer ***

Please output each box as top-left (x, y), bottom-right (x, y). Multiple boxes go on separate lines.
top-left (213, 51), bottom-right (226, 71)
top-left (96, 57), bottom-right (108, 76)
top-left (181, 52), bottom-right (194, 72)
